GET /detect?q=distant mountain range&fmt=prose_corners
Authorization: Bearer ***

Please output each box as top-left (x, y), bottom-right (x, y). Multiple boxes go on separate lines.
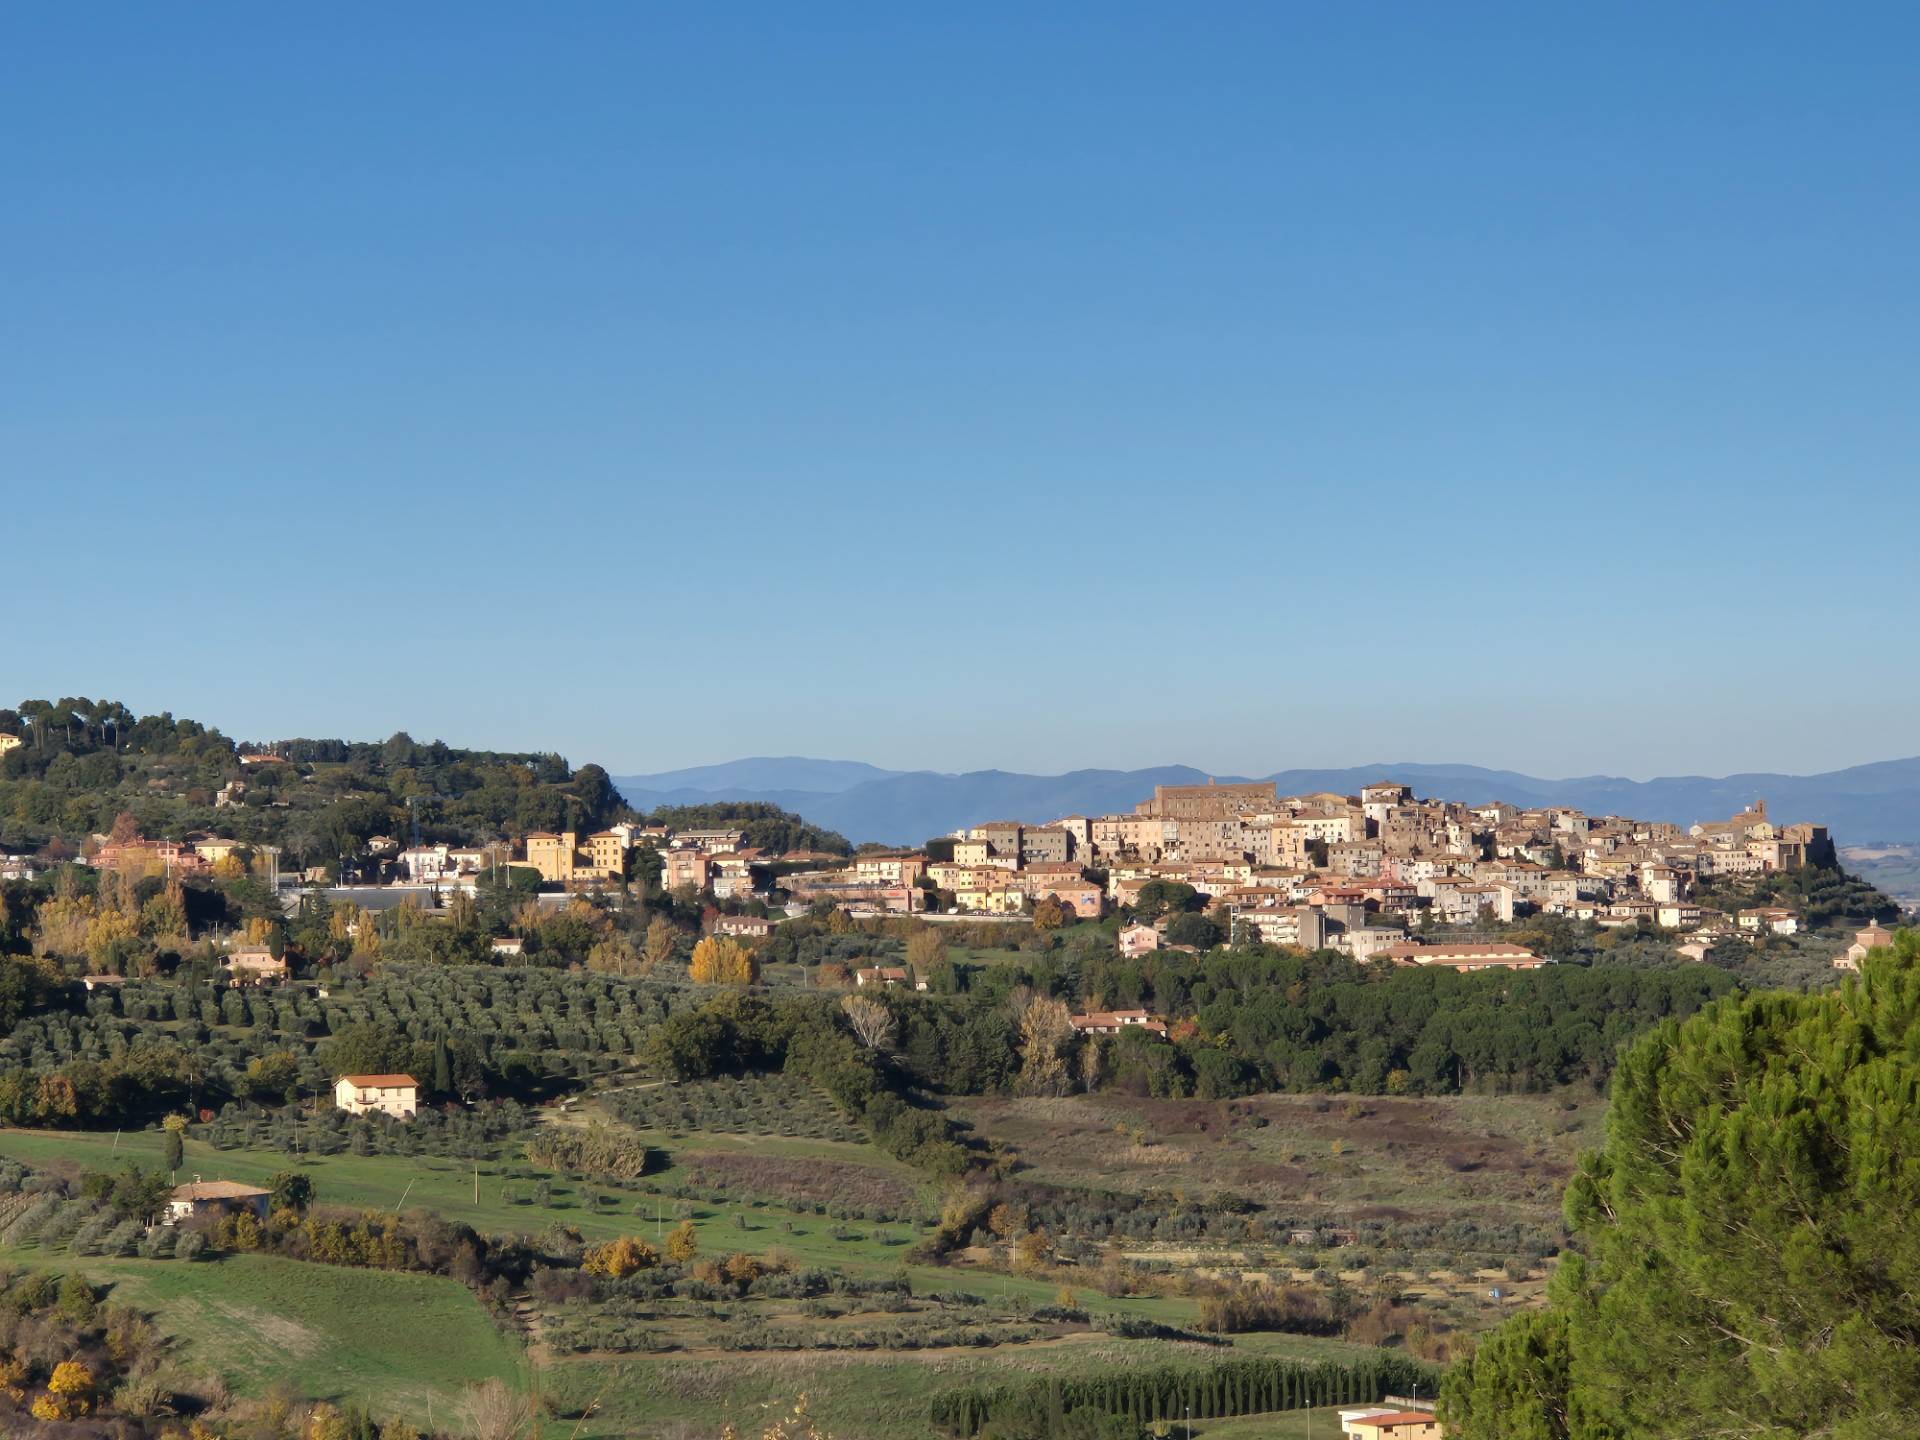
top-left (615, 756), bottom-right (1920, 849)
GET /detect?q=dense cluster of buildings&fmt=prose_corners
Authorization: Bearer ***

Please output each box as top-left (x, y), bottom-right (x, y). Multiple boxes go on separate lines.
top-left (39, 775), bottom-right (1863, 984)
top-left (770, 780), bottom-right (1834, 969)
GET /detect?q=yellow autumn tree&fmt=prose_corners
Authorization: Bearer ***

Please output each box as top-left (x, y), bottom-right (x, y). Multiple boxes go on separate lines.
top-left (32, 1360), bottom-right (95, 1420)
top-left (583, 1236), bottom-right (660, 1277)
top-left (643, 915), bottom-right (678, 972)
top-left (139, 880), bottom-right (189, 941)
top-left (352, 911), bottom-right (384, 964)
top-left (33, 893), bottom-right (96, 959)
top-left (1016, 995), bottom-right (1074, 1095)
top-left (665, 1220), bottom-right (699, 1263)
top-left (82, 907), bottom-right (140, 968)
top-left (1013, 1226), bottom-right (1055, 1273)
top-left (688, 937), bottom-right (757, 986)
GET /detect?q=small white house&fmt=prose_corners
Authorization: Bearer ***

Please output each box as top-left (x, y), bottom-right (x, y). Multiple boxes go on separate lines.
top-left (1738, 906), bottom-right (1800, 937)
top-left (167, 1179), bottom-right (271, 1225)
top-left (333, 1073), bottom-right (420, 1119)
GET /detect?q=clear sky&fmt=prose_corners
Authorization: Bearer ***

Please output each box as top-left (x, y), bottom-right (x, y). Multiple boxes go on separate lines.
top-left (5, 5), bottom-right (1916, 780)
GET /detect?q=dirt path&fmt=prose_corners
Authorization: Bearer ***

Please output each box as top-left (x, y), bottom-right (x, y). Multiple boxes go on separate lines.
top-left (511, 1288), bottom-right (550, 1361)
top-left (538, 1075), bottom-right (671, 1129)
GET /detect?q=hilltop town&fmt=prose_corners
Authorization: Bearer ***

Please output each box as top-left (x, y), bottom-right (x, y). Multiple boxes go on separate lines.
top-left (28, 756), bottom-right (1894, 991)
top-left (407, 777), bottom-right (1879, 983)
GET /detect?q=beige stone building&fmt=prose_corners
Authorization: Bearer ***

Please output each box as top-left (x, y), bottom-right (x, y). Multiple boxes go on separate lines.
top-left (334, 1073), bottom-right (419, 1119)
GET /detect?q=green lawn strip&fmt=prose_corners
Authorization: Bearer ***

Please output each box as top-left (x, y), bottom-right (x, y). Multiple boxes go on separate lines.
top-left (0, 1249), bottom-right (522, 1422)
top-left (1190, 1405), bottom-right (1358, 1438)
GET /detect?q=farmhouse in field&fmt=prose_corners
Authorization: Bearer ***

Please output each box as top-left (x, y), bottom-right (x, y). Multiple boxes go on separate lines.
top-left (333, 1073), bottom-right (420, 1119)
top-left (224, 945), bottom-right (287, 985)
top-left (167, 1179), bottom-right (271, 1225)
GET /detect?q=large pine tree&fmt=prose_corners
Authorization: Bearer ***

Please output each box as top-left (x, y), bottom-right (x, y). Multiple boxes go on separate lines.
top-left (1442, 930), bottom-right (1920, 1438)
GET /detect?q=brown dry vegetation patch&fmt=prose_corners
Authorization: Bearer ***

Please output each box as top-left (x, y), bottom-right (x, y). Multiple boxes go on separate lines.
top-left (954, 1089), bottom-right (1601, 1229)
top-left (675, 1151), bottom-right (920, 1214)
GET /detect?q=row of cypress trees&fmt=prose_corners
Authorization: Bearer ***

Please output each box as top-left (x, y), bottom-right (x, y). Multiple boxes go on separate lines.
top-left (930, 1353), bottom-right (1439, 1435)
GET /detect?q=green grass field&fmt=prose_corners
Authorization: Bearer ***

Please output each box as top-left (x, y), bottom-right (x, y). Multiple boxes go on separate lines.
top-left (0, 1109), bottom-right (1428, 1436)
top-left (3, 1251), bottom-right (522, 1422)
top-left (0, 1125), bottom-right (1211, 1327)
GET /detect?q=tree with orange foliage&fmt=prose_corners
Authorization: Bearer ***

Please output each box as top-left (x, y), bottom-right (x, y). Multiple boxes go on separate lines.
top-left (583, 1236), bottom-right (660, 1277)
top-left (688, 936), bottom-right (757, 986)
top-left (31, 1361), bottom-right (94, 1420)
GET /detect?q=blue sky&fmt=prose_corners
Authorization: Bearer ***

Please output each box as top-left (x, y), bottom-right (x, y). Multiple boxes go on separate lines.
top-left (5, 5), bottom-right (1916, 779)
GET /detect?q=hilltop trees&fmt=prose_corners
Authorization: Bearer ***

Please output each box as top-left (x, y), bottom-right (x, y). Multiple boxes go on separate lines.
top-left (640, 801), bottom-right (851, 857)
top-left (1441, 929), bottom-right (1920, 1438)
top-left (0, 695), bottom-right (646, 875)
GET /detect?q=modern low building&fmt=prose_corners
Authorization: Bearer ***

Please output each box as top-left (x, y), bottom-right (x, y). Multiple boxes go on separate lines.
top-left (1344, 1410), bottom-right (1442, 1440)
top-left (1376, 941), bottom-right (1546, 970)
top-left (1068, 1008), bottom-right (1169, 1038)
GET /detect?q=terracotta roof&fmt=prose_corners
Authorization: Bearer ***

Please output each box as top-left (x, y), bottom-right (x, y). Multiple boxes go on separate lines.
top-left (172, 1180), bottom-right (270, 1201)
top-left (337, 1073), bottom-right (419, 1089)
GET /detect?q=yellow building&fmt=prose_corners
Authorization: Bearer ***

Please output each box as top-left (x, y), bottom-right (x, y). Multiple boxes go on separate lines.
top-left (523, 831), bottom-right (626, 887)
top-left (954, 886), bottom-right (1026, 915)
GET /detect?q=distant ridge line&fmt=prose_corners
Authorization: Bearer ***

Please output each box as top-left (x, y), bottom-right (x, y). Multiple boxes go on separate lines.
top-left (614, 755), bottom-right (1920, 848)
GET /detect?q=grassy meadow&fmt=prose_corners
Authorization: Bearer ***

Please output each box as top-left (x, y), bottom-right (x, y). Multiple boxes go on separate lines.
top-left (0, 1074), bottom-right (1557, 1437)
